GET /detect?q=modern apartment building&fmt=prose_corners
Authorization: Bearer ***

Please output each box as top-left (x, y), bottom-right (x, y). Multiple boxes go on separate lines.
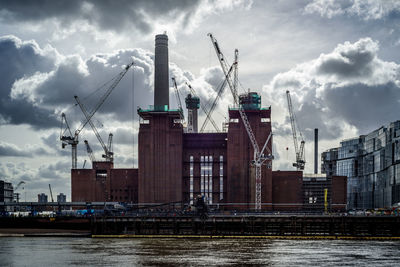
top-left (322, 121), bottom-right (400, 210)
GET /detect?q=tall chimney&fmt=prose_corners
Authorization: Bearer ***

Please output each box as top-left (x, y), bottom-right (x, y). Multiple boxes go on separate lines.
top-left (154, 34), bottom-right (169, 110)
top-left (314, 128), bottom-right (318, 174)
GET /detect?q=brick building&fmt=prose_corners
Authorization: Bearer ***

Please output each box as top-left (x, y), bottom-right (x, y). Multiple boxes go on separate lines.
top-left (71, 33), bottom-right (347, 211)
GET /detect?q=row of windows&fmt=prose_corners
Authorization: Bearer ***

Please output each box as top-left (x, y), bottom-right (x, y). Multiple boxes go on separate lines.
top-left (201, 155), bottom-right (213, 204)
top-left (189, 155), bottom-right (224, 204)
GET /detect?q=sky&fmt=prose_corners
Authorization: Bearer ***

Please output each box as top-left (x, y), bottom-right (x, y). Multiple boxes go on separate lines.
top-left (0, 0), bottom-right (399, 201)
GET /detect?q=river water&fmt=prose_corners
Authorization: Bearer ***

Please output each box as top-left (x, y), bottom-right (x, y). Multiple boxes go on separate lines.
top-left (1, 237), bottom-right (400, 266)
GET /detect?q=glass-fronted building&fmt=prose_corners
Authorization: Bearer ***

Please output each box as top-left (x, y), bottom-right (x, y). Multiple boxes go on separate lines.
top-left (322, 120), bottom-right (400, 210)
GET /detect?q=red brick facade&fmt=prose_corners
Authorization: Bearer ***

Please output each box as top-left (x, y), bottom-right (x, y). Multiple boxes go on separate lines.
top-left (71, 161), bottom-right (137, 203)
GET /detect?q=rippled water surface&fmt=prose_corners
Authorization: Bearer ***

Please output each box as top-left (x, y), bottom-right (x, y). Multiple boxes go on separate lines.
top-left (1, 237), bottom-right (400, 266)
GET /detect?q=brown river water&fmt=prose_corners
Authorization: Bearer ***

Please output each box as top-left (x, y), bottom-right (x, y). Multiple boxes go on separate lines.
top-left (1, 237), bottom-right (400, 266)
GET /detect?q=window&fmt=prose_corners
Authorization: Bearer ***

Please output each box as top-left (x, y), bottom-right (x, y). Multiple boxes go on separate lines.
top-left (220, 155), bottom-right (224, 200)
top-left (190, 156), bottom-right (194, 205)
top-left (96, 170), bottom-right (107, 179)
top-left (200, 155), bottom-right (213, 204)
top-left (209, 156), bottom-right (213, 204)
top-left (200, 156), bottom-right (204, 194)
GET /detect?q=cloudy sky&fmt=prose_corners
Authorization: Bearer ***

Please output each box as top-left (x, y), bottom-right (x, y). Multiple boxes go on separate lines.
top-left (0, 0), bottom-right (399, 201)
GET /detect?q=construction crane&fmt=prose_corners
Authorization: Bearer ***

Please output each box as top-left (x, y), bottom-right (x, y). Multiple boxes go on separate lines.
top-left (15, 181), bottom-right (25, 191)
top-left (171, 77), bottom-right (183, 111)
top-left (48, 184), bottom-right (54, 202)
top-left (233, 49), bottom-right (239, 100)
top-left (208, 33), bottom-right (273, 210)
top-left (60, 113), bottom-right (78, 169)
top-left (84, 140), bottom-right (96, 162)
top-left (107, 133), bottom-right (113, 158)
top-left (75, 95), bottom-right (113, 162)
top-left (286, 90), bottom-right (305, 170)
top-left (13, 181), bottom-right (25, 202)
top-left (200, 62), bottom-right (234, 133)
top-left (60, 61), bottom-right (134, 168)
top-left (185, 82), bottom-right (220, 132)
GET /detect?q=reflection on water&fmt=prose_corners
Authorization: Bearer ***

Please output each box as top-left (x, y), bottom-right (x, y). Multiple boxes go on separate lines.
top-left (0, 237), bottom-right (400, 266)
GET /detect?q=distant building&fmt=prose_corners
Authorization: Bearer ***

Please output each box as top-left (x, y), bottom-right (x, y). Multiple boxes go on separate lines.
top-left (57, 193), bottom-right (67, 203)
top-left (322, 120), bottom-right (400, 210)
top-left (0, 180), bottom-right (14, 212)
top-left (38, 193), bottom-right (48, 203)
top-left (302, 174), bottom-right (347, 212)
top-left (0, 180), bottom-right (14, 203)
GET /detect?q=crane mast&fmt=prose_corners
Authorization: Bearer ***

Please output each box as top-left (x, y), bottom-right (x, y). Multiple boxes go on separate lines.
top-left (286, 90), bottom-right (305, 170)
top-left (208, 33), bottom-right (273, 210)
top-left (233, 49), bottom-right (239, 100)
top-left (60, 113), bottom-right (78, 169)
top-left (107, 133), bottom-right (113, 157)
top-left (48, 184), bottom-right (54, 202)
top-left (171, 77), bottom-right (183, 111)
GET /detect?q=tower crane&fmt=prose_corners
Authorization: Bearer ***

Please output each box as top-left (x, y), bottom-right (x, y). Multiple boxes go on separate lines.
top-left (84, 140), bottom-right (96, 162)
top-left (13, 181), bottom-right (25, 202)
top-left (60, 61), bottom-right (134, 168)
top-left (60, 113), bottom-right (78, 169)
top-left (48, 184), bottom-right (54, 202)
top-left (75, 95), bottom-right (113, 162)
top-left (208, 33), bottom-right (273, 210)
top-left (200, 62), bottom-right (234, 133)
top-left (233, 49), bottom-right (239, 100)
top-left (185, 82), bottom-right (220, 132)
top-left (286, 90), bottom-right (305, 170)
top-left (15, 181), bottom-right (25, 191)
top-left (107, 133), bottom-right (113, 158)
top-left (171, 77), bottom-right (183, 112)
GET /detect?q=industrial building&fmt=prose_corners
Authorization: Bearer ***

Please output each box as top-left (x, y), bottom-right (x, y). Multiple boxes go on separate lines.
top-left (71, 34), bottom-right (346, 212)
top-left (322, 120), bottom-right (400, 210)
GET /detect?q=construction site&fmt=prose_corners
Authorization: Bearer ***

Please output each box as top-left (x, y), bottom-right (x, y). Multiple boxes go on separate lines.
top-left (63, 33), bottom-right (346, 213)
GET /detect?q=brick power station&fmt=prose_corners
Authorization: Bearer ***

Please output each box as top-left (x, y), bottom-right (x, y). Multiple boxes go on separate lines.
top-left (71, 34), bottom-right (346, 211)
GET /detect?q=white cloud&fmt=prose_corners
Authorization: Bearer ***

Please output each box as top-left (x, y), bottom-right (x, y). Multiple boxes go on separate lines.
top-left (305, 0), bottom-right (400, 20)
top-left (264, 37), bottom-right (400, 145)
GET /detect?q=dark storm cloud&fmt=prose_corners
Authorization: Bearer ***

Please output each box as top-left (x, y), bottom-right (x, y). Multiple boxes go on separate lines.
top-left (0, 0), bottom-right (201, 33)
top-left (323, 82), bottom-right (400, 133)
top-left (2, 33), bottom-right (229, 134)
top-left (7, 38), bottom-right (156, 127)
top-left (265, 37), bottom-right (400, 141)
top-left (0, 36), bottom-right (59, 128)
